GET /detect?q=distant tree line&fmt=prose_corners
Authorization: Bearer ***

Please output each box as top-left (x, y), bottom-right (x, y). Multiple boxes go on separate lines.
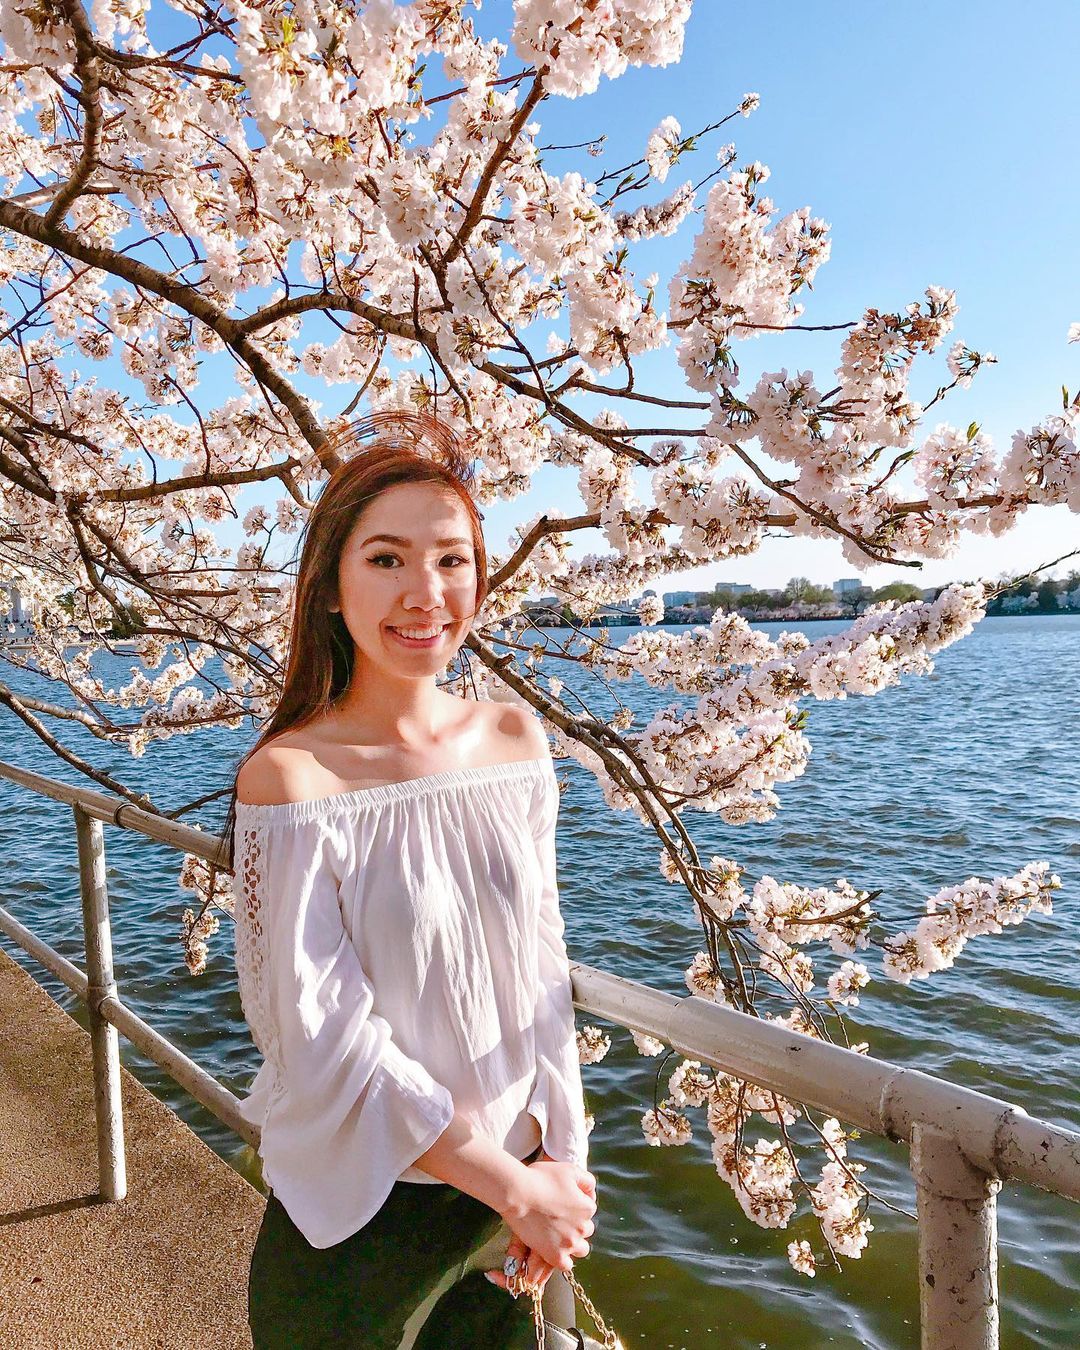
top-left (696, 570), bottom-right (1080, 618)
top-left (702, 576), bottom-right (925, 615)
top-left (982, 569), bottom-right (1080, 615)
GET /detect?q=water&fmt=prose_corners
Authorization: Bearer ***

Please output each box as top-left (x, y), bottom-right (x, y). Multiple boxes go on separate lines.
top-left (1, 613), bottom-right (1077, 1347)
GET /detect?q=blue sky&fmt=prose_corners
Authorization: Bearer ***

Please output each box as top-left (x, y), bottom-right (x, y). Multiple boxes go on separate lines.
top-left (467, 0), bottom-right (1080, 592)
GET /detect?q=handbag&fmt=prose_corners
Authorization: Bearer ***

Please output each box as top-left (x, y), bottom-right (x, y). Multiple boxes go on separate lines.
top-left (508, 1262), bottom-right (623, 1349)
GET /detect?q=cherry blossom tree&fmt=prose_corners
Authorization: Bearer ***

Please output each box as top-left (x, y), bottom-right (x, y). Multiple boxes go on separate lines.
top-left (1, 0), bottom-right (1075, 1275)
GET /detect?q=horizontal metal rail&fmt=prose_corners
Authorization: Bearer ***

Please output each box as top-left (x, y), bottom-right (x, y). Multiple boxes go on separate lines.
top-left (0, 755), bottom-right (1076, 1349)
top-left (0, 757), bottom-right (227, 862)
top-left (0, 897), bottom-right (257, 1149)
top-left (573, 965), bottom-right (1080, 1202)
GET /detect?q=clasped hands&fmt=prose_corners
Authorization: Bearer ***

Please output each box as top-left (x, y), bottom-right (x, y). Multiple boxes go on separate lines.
top-left (485, 1147), bottom-right (597, 1299)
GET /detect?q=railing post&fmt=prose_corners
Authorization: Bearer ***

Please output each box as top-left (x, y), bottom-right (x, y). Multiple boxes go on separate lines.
top-left (74, 803), bottom-right (127, 1202)
top-left (910, 1123), bottom-right (1000, 1350)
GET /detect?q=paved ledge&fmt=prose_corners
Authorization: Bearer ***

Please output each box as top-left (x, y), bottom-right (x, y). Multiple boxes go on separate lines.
top-left (0, 943), bottom-right (262, 1349)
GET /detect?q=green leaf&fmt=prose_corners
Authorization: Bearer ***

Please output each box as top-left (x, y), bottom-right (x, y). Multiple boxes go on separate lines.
top-left (966, 421), bottom-right (979, 441)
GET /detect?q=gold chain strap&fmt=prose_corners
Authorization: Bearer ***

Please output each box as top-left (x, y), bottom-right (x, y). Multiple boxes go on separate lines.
top-left (507, 1266), bottom-right (621, 1349)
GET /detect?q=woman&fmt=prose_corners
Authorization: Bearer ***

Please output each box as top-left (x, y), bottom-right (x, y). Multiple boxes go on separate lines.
top-left (222, 411), bottom-right (597, 1348)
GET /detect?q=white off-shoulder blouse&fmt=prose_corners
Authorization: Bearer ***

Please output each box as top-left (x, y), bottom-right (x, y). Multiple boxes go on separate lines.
top-left (231, 754), bottom-right (589, 1249)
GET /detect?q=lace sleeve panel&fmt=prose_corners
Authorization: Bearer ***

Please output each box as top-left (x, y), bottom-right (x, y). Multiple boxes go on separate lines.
top-left (233, 816), bottom-right (282, 1073)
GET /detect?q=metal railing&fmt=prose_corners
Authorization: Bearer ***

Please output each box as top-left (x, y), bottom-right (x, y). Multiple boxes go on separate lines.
top-left (0, 756), bottom-right (1077, 1350)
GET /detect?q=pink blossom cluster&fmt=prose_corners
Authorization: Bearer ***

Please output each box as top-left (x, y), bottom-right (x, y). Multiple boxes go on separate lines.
top-left (670, 163), bottom-right (832, 391)
top-left (576, 1024), bottom-right (612, 1065)
top-left (537, 587), bottom-right (988, 826)
top-left (606, 903), bottom-right (900, 1271)
top-left (637, 1048), bottom-right (871, 1262)
top-left (614, 181), bottom-right (697, 242)
top-left (912, 423), bottom-right (998, 510)
top-left (946, 339), bottom-right (997, 388)
top-left (713, 1135), bottom-right (798, 1228)
top-left (512, 0), bottom-right (692, 98)
top-left (998, 410), bottom-right (1080, 514)
top-left (882, 862), bottom-right (1060, 984)
top-left (644, 115), bottom-right (683, 182)
top-left (630, 1029), bottom-right (667, 1056)
top-left (809, 1118), bottom-right (872, 1258)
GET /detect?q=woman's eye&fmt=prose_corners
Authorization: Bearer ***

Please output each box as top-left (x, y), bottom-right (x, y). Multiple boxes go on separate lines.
top-left (367, 553), bottom-right (471, 568)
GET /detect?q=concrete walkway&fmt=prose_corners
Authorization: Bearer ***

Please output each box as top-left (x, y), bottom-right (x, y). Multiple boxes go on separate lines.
top-left (0, 943), bottom-right (262, 1349)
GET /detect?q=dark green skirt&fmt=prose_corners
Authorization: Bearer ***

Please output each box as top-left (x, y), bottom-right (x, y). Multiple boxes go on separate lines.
top-left (248, 1148), bottom-right (543, 1349)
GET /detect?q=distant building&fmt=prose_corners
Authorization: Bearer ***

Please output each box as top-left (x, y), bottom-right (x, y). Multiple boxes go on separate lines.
top-left (663, 590), bottom-right (701, 606)
top-left (522, 597), bottom-right (564, 625)
top-left (2, 584), bottom-right (36, 623)
top-left (833, 578), bottom-right (863, 596)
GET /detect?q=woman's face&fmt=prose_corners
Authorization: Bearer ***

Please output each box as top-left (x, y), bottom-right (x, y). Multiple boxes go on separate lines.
top-left (330, 480), bottom-right (480, 678)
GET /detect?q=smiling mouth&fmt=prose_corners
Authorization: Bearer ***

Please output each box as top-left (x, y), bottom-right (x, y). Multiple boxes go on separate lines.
top-left (387, 622), bottom-right (452, 640)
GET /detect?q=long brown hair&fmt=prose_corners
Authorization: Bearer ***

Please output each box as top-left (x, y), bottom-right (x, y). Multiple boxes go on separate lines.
top-left (216, 410), bottom-right (489, 871)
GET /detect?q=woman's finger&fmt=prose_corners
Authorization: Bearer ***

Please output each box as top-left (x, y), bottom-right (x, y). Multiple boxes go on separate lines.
top-left (577, 1169), bottom-right (597, 1196)
top-left (484, 1235), bottom-right (529, 1293)
top-left (524, 1254), bottom-right (554, 1293)
top-left (485, 1247), bottom-right (556, 1298)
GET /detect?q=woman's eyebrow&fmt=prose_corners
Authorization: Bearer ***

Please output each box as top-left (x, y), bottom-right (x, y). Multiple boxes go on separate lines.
top-left (359, 533), bottom-right (473, 548)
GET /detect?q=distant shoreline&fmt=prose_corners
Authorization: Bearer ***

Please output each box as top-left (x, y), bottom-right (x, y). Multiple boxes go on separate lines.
top-left (0, 608), bottom-right (1074, 652)
top-left (521, 607), bottom-right (1078, 629)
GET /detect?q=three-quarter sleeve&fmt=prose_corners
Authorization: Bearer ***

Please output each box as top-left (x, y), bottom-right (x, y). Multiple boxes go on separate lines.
top-left (233, 806), bottom-right (455, 1249)
top-left (524, 770), bottom-right (590, 1168)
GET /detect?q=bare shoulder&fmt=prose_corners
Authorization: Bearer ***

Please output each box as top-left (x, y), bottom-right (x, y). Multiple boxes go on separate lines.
top-left (235, 732), bottom-right (321, 806)
top-left (483, 699), bottom-right (552, 763)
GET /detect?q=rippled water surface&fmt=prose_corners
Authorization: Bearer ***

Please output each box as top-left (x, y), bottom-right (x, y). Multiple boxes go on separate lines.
top-left (1, 614), bottom-right (1077, 1348)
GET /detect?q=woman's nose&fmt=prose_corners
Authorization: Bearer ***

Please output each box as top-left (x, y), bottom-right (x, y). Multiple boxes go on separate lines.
top-left (401, 567), bottom-right (446, 609)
